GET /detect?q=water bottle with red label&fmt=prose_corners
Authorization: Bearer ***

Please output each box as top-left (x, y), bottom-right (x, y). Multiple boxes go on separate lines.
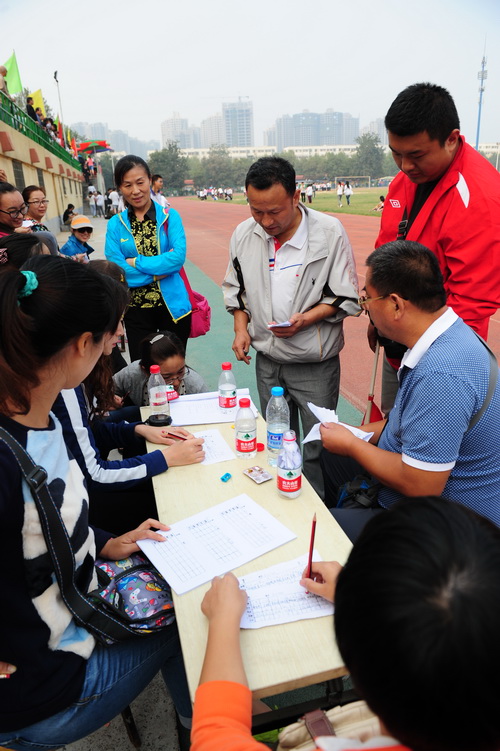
top-left (235, 398), bottom-right (257, 458)
top-left (218, 362), bottom-right (237, 414)
top-left (277, 430), bottom-right (302, 499)
top-left (147, 365), bottom-right (171, 426)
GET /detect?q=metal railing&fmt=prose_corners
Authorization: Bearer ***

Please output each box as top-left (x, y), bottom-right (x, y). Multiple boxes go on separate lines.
top-left (0, 91), bottom-right (81, 170)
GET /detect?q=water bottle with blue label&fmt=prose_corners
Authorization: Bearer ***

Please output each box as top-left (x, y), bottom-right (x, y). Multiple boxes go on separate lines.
top-left (265, 386), bottom-right (290, 466)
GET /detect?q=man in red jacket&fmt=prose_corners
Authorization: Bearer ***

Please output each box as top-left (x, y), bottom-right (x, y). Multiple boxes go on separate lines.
top-left (371, 82), bottom-right (500, 411)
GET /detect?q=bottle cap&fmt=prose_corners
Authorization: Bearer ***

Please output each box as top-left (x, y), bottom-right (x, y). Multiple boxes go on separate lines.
top-left (256, 442), bottom-right (265, 452)
top-left (221, 362), bottom-right (232, 370)
top-left (283, 430), bottom-right (296, 442)
top-left (150, 364), bottom-right (160, 374)
top-left (239, 398), bottom-right (250, 408)
top-left (147, 413), bottom-right (172, 427)
top-left (271, 386), bottom-right (284, 397)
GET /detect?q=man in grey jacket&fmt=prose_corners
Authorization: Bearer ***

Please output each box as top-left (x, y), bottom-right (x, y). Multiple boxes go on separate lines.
top-left (223, 157), bottom-right (359, 497)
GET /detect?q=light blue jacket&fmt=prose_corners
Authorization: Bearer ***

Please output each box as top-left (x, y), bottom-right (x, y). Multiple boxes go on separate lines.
top-left (60, 233), bottom-right (95, 259)
top-left (105, 202), bottom-right (191, 322)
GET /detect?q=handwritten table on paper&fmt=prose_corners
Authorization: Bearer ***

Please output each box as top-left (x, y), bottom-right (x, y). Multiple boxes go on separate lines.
top-left (239, 552), bottom-right (334, 629)
top-left (138, 494), bottom-right (297, 594)
top-left (193, 428), bottom-right (235, 465)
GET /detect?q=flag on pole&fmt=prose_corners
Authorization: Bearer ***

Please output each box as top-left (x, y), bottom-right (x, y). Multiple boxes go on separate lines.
top-left (362, 342), bottom-right (384, 424)
top-left (55, 116), bottom-right (65, 147)
top-left (3, 51), bottom-right (23, 95)
top-left (29, 89), bottom-right (46, 118)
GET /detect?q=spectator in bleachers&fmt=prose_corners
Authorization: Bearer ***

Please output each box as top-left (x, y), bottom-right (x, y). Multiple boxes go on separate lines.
top-left (25, 97), bottom-right (39, 124)
top-left (0, 66), bottom-right (14, 101)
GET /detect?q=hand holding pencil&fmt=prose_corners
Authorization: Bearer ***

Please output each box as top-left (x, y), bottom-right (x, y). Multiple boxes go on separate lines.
top-left (300, 561), bottom-right (343, 603)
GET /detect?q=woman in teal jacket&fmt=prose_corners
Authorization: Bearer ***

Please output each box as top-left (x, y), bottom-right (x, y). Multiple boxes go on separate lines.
top-left (105, 155), bottom-right (191, 360)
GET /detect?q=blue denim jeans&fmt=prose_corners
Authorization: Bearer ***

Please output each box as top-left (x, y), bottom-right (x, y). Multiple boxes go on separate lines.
top-left (0, 625), bottom-right (191, 750)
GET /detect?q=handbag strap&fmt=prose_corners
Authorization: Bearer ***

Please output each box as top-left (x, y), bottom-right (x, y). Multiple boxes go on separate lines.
top-left (304, 709), bottom-right (335, 739)
top-left (0, 427), bottom-right (141, 643)
top-left (179, 265), bottom-right (194, 296)
top-left (161, 215), bottom-right (195, 308)
top-left (469, 335), bottom-right (498, 430)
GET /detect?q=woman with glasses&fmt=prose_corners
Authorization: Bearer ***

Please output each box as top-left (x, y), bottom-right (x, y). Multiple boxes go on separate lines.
top-left (0, 182), bottom-right (29, 237)
top-left (113, 330), bottom-right (208, 408)
top-left (22, 185), bottom-right (50, 230)
top-left (60, 215), bottom-right (95, 263)
top-left (21, 185), bottom-right (60, 256)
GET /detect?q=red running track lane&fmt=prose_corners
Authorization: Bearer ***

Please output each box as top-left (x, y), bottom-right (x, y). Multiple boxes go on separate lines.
top-left (171, 197), bottom-right (500, 417)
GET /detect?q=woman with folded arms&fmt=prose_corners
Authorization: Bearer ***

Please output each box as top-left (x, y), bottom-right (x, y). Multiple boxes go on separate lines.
top-left (105, 154), bottom-right (192, 361)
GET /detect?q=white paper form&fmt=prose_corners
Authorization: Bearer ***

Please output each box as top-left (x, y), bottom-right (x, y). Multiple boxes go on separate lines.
top-left (138, 494), bottom-right (297, 595)
top-left (302, 402), bottom-right (374, 444)
top-left (170, 389), bottom-right (259, 426)
top-left (239, 552), bottom-right (334, 629)
top-left (193, 429), bottom-right (236, 465)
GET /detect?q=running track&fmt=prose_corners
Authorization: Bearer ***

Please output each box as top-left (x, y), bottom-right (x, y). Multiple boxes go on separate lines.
top-left (170, 197), bottom-right (500, 415)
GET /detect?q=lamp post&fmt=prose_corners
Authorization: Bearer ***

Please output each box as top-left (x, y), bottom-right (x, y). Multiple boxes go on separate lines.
top-left (475, 56), bottom-right (487, 151)
top-left (53, 70), bottom-right (66, 148)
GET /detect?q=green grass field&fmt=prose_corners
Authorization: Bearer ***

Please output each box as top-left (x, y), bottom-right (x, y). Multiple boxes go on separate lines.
top-left (187, 187), bottom-right (386, 217)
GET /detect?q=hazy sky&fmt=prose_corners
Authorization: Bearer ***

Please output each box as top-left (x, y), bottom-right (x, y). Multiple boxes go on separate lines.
top-left (3, 0), bottom-right (500, 146)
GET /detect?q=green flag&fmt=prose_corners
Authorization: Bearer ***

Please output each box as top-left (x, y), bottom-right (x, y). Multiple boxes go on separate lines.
top-left (3, 51), bottom-right (23, 95)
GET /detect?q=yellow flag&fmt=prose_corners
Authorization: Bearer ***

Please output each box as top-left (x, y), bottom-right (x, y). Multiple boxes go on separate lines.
top-left (29, 89), bottom-right (46, 118)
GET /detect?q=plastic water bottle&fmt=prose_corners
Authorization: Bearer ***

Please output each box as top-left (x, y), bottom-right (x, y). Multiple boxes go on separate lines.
top-left (277, 430), bottom-right (302, 499)
top-left (148, 365), bottom-right (171, 426)
top-left (235, 398), bottom-right (257, 458)
top-left (266, 386), bottom-right (290, 466)
top-left (218, 362), bottom-right (237, 414)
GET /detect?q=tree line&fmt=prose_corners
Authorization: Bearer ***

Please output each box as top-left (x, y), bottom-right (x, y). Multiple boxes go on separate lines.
top-left (147, 134), bottom-right (398, 193)
top-left (98, 134), bottom-right (402, 193)
top-left (97, 135), bottom-right (500, 194)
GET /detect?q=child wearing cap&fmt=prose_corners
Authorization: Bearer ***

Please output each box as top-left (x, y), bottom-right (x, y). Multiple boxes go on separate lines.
top-left (60, 215), bottom-right (95, 263)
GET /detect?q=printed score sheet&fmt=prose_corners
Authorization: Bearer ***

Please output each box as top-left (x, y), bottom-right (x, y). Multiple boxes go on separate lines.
top-left (239, 552), bottom-right (334, 629)
top-left (138, 494), bottom-right (296, 594)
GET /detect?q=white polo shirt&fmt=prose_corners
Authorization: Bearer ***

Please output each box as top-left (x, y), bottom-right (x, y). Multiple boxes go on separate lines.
top-left (266, 205), bottom-right (308, 323)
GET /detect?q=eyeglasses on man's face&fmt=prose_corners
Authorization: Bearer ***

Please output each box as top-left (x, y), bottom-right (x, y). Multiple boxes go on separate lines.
top-left (358, 294), bottom-right (387, 307)
top-left (0, 204), bottom-right (29, 219)
top-left (160, 366), bottom-right (189, 385)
